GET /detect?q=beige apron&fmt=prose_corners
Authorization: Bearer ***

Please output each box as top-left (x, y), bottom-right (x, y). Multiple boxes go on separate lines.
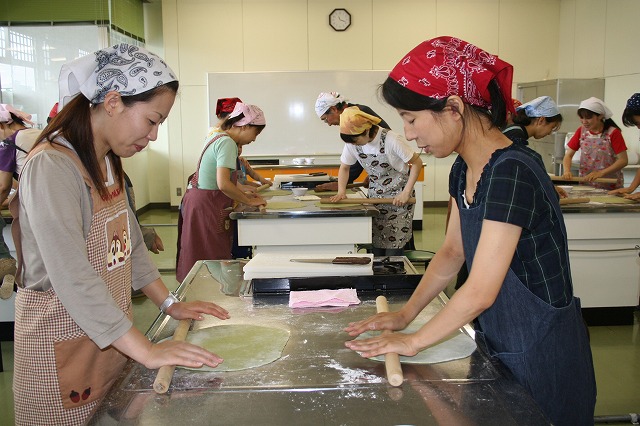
top-left (12, 142), bottom-right (133, 425)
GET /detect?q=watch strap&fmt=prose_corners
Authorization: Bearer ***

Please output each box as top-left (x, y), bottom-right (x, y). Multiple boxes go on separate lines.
top-left (160, 292), bottom-right (179, 314)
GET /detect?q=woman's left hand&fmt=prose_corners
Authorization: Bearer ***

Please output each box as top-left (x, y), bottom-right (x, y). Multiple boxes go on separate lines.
top-left (584, 170), bottom-right (604, 181)
top-left (393, 192), bottom-right (411, 206)
top-left (345, 331), bottom-right (419, 358)
top-left (166, 301), bottom-right (230, 322)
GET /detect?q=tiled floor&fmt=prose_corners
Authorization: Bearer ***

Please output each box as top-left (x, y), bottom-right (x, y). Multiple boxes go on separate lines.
top-left (1, 206), bottom-right (638, 425)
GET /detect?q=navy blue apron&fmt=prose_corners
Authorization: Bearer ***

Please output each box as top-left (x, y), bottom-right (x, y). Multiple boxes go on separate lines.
top-left (457, 150), bottom-right (596, 425)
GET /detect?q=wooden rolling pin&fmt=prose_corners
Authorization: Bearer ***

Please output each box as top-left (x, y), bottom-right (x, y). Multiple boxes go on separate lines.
top-left (550, 175), bottom-right (617, 184)
top-left (375, 296), bottom-right (403, 387)
top-left (153, 318), bottom-right (192, 394)
top-left (314, 182), bottom-right (366, 192)
top-left (255, 183), bottom-right (271, 192)
top-left (559, 197), bottom-right (590, 205)
top-left (320, 197), bottom-right (416, 205)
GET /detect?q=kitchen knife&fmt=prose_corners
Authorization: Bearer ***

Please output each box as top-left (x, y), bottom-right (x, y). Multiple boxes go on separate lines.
top-left (290, 256), bottom-right (372, 265)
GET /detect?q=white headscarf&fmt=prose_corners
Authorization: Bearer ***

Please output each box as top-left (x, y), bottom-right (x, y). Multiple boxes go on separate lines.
top-left (516, 96), bottom-right (560, 118)
top-left (58, 43), bottom-right (177, 110)
top-left (0, 104), bottom-right (34, 126)
top-left (579, 97), bottom-right (613, 119)
top-left (315, 92), bottom-right (346, 118)
top-left (228, 102), bottom-right (266, 126)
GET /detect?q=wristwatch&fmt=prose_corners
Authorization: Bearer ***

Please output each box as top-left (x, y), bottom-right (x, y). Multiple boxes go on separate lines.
top-left (159, 292), bottom-right (179, 314)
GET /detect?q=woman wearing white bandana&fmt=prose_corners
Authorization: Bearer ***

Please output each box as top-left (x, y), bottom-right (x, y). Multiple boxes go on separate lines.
top-left (562, 97), bottom-right (628, 190)
top-left (176, 102), bottom-right (267, 282)
top-left (11, 44), bottom-right (230, 425)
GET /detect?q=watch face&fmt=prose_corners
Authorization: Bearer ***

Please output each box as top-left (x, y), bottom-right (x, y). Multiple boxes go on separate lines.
top-left (329, 8), bottom-right (351, 31)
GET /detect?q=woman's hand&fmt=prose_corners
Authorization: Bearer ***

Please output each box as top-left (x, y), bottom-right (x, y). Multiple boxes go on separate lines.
top-left (555, 186), bottom-right (568, 199)
top-left (149, 233), bottom-right (164, 254)
top-left (584, 170), bottom-right (604, 182)
top-left (623, 192), bottom-right (640, 201)
top-left (143, 339), bottom-right (223, 370)
top-left (244, 193), bottom-right (266, 207)
top-left (609, 187), bottom-right (633, 195)
top-left (344, 311), bottom-right (409, 337)
top-left (330, 192), bottom-right (347, 202)
top-left (166, 300), bottom-right (230, 322)
top-left (345, 330), bottom-right (420, 358)
top-left (393, 191), bottom-right (412, 206)
top-left (239, 184), bottom-right (257, 193)
top-left (562, 170), bottom-right (573, 180)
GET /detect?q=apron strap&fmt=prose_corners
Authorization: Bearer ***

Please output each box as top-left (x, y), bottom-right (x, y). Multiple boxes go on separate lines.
top-left (190, 133), bottom-right (227, 188)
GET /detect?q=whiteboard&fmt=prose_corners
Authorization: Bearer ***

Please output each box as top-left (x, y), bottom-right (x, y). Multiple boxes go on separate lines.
top-left (207, 71), bottom-right (404, 157)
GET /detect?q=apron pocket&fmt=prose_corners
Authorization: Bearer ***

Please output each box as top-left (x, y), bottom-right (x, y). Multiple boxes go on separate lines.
top-left (54, 335), bottom-right (127, 409)
top-left (213, 207), bottom-right (232, 234)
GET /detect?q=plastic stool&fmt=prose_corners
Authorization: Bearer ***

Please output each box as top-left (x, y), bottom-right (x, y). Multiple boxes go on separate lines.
top-left (404, 250), bottom-right (435, 270)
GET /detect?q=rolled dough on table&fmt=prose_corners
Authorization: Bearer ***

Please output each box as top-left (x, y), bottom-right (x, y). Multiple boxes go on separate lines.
top-left (262, 189), bottom-right (292, 197)
top-left (357, 323), bottom-right (476, 364)
top-left (178, 324), bottom-right (290, 372)
top-left (588, 195), bottom-right (637, 204)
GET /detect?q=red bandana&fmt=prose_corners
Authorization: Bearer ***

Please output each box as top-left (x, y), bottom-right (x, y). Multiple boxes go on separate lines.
top-left (389, 36), bottom-right (514, 115)
top-left (216, 97), bottom-right (243, 116)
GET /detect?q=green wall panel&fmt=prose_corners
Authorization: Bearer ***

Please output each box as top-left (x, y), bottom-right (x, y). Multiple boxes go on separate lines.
top-left (0, 0), bottom-right (144, 40)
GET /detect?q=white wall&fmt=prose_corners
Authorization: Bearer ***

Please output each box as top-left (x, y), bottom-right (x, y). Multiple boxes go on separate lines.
top-left (558, 0), bottom-right (640, 155)
top-left (141, 0), bottom-right (638, 207)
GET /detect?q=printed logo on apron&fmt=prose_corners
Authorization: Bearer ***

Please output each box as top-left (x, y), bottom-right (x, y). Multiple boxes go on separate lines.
top-left (105, 209), bottom-right (132, 271)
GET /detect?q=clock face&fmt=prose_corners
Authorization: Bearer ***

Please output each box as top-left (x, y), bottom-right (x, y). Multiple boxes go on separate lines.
top-left (329, 8), bottom-right (351, 31)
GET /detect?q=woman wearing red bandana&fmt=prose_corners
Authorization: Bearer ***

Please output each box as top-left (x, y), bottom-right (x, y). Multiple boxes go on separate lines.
top-left (345, 36), bottom-right (596, 425)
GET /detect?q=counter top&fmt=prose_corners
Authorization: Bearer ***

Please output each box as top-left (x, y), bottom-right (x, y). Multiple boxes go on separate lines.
top-left (230, 190), bottom-right (379, 220)
top-left (560, 187), bottom-right (640, 214)
top-left (88, 260), bottom-right (548, 425)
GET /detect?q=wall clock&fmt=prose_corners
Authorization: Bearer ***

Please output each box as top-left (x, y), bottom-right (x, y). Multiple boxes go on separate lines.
top-left (329, 8), bottom-right (351, 32)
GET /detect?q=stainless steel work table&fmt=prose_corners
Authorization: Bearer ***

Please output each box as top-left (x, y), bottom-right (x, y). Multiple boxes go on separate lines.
top-left (89, 260), bottom-right (548, 425)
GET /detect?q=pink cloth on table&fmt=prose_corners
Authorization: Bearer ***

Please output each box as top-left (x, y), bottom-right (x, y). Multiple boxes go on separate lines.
top-left (289, 288), bottom-right (360, 308)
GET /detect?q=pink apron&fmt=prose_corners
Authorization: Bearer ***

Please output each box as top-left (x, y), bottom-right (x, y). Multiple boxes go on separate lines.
top-left (176, 134), bottom-right (237, 282)
top-left (12, 143), bottom-right (132, 425)
top-left (578, 126), bottom-right (623, 190)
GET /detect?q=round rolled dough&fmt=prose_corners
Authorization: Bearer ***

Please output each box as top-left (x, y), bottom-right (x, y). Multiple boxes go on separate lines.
top-left (179, 324), bottom-right (290, 372)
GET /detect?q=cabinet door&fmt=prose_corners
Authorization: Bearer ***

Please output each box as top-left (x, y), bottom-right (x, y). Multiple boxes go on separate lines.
top-left (422, 154), bottom-right (457, 202)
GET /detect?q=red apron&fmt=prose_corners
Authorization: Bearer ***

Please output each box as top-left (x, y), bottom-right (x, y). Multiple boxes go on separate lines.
top-left (176, 134), bottom-right (237, 282)
top-left (12, 143), bottom-right (132, 425)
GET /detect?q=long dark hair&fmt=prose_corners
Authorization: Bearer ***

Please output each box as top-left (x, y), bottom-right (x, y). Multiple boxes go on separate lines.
top-left (380, 77), bottom-right (508, 129)
top-left (36, 81), bottom-right (179, 200)
top-left (622, 105), bottom-right (640, 127)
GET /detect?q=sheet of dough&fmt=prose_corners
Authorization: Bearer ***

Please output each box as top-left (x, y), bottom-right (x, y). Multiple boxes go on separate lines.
top-left (570, 186), bottom-right (594, 192)
top-left (266, 200), bottom-right (306, 209)
top-left (262, 189), bottom-right (292, 196)
top-left (179, 324), bottom-right (290, 372)
top-left (588, 195), bottom-right (637, 204)
top-left (357, 322), bottom-right (476, 364)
